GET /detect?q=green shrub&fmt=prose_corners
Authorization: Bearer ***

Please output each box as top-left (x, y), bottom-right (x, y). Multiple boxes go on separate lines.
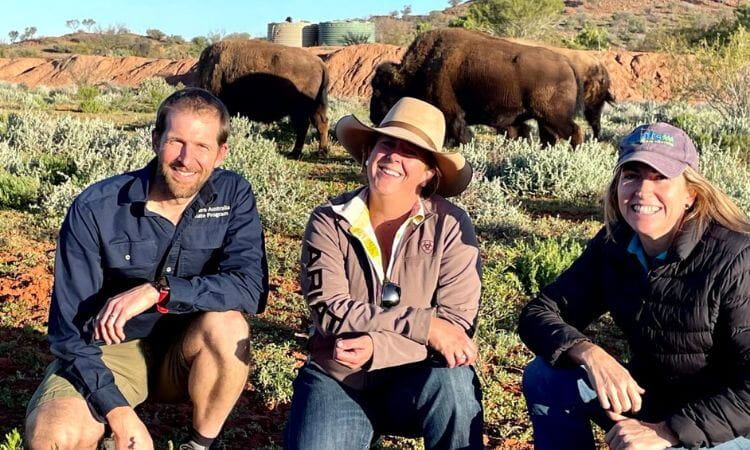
top-left (673, 27), bottom-right (750, 119)
top-left (465, 0), bottom-right (565, 38)
top-left (510, 236), bottom-right (584, 295)
top-left (250, 342), bottom-right (297, 407)
top-left (573, 23), bottom-right (610, 50)
top-left (136, 77), bottom-right (176, 112)
top-left (0, 429), bottom-right (22, 450)
top-left (76, 84), bottom-right (107, 113)
top-left (0, 170), bottom-right (39, 210)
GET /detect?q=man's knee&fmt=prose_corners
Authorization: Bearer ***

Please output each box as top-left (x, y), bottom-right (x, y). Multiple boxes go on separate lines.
top-left (188, 311), bottom-right (250, 359)
top-left (26, 399), bottom-right (104, 450)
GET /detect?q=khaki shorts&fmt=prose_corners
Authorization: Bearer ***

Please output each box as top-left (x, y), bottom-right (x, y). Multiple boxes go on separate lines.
top-left (26, 316), bottom-right (193, 418)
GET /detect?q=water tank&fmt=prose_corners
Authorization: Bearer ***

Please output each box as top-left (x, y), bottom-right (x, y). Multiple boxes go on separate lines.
top-left (267, 21), bottom-right (318, 47)
top-left (318, 21), bottom-right (375, 46)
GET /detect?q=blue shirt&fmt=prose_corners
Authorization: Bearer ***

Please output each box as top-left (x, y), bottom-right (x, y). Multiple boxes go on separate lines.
top-left (627, 234), bottom-right (668, 271)
top-left (48, 160), bottom-right (269, 421)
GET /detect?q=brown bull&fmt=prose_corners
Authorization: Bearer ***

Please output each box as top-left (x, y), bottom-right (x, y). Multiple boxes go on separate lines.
top-left (198, 39), bottom-right (329, 158)
top-left (370, 28), bottom-right (584, 148)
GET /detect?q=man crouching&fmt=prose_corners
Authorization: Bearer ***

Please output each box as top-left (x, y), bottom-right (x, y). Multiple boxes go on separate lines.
top-left (25, 88), bottom-right (269, 450)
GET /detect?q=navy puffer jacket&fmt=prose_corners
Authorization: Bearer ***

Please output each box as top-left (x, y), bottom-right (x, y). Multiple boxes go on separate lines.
top-left (518, 221), bottom-right (750, 449)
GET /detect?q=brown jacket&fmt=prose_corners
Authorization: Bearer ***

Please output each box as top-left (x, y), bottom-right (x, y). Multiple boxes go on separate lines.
top-left (300, 187), bottom-right (482, 388)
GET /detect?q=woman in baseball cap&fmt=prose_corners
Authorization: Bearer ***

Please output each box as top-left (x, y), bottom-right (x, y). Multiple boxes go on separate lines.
top-left (285, 97), bottom-right (483, 449)
top-left (518, 122), bottom-right (750, 449)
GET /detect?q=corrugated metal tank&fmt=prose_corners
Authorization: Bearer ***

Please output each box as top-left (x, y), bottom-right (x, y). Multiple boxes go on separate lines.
top-left (318, 21), bottom-right (375, 46)
top-left (267, 21), bottom-right (318, 47)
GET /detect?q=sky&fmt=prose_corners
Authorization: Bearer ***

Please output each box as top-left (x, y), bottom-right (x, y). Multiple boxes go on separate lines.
top-left (2, 0), bottom-right (454, 42)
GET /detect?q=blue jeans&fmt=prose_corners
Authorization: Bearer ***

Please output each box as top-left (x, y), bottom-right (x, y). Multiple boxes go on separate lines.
top-left (522, 357), bottom-right (750, 450)
top-left (284, 361), bottom-right (484, 450)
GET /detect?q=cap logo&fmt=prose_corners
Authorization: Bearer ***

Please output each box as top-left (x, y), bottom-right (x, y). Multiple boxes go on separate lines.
top-left (628, 130), bottom-right (675, 147)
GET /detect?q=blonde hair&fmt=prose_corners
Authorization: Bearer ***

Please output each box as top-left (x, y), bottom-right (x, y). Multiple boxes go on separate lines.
top-left (604, 165), bottom-right (750, 240)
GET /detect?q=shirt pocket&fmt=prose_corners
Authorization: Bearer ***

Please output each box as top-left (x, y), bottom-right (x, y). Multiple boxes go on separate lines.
top-left (178, 228), bottom-right (226, 276)
top-left (103, 240), bottom-right (158, 278)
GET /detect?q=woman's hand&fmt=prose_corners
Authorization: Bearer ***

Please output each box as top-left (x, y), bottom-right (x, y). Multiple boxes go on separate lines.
top-left (605, 418), bottom-right (679, 450)
top-left (427, 317), bottom-right (477, 368)
top-left (567, 341), bottom-right (645, 416)
top-left (333, 335), bottom-right (374, 369)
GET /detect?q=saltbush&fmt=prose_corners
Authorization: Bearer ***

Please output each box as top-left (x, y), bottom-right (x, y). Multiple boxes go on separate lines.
top-left (491, 139), bottom-right (616, 201)
top-left (222, 117), bottom-right (320, 236)
top-left (250, 342), bottom-right (297, 407)
top-left (510, 236), bottom-right (584, 295)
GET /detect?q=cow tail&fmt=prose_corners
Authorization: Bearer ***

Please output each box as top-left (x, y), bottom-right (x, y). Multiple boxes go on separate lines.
top-left (570, 63), bottom-right (585, 116)
top-left (600, 63), bottom-right (616, 105)
top-left (317, 63), bottom-right (329, 111)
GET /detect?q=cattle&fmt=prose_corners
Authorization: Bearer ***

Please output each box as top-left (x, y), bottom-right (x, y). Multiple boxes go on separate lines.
top-left (370, 28), bottom-right (584, 148)
top-left (504, 38), bottom-right (615, 139)
top-left (198, 39), bottom-right (329, 158)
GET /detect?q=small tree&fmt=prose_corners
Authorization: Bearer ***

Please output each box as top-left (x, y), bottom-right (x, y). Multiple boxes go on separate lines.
top-left (448, 0), bottom-right (462, 6)
top-left (21, 27), bottom-right (37, 41)
top-left (401, 4), bottom-right (413, 18)
top-left (8, 31), bottom-right (19, 43)
top-left (66, 19), bottom-right (80, 32)
top-left (674, 26), bottom-right (750, 120)
top-left (465, 0), bottom-right (565, 38)
top-left (207, 29), bottom-right (225, 44)
top-left (146, 28), bottom-right (166, 41)
top-left (82, 18), bottom-right (96, 31)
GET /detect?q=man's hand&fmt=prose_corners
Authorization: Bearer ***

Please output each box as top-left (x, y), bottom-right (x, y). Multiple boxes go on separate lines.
top-left (333, 335), bottom-right (374, 369)
top-left (427, 317), bottom-right (477, 368)
top-left (94, 283), bottom-right (160, 344)
top-left (568, 341), bottom-right (645, 416)
top-left (106, 406), bottom-right (154, 450)
top-left (605, 418), bottom-right (679, 450)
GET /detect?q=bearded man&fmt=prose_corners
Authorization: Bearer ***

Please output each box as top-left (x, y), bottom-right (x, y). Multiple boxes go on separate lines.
top-left (25, 88), bottom-right (269, 450)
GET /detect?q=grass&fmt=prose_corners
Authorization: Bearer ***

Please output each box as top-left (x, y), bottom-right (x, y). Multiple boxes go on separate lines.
top-left (0, 83), bottom-right (748, 448)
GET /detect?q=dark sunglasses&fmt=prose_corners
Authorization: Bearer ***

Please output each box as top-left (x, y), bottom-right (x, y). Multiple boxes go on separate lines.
top-left (381, 281), bottom-right (401, 308)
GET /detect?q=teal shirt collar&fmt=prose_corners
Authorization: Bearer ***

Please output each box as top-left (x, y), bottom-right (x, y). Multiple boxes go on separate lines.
top-left (627, 235), bottom-right (668, 271)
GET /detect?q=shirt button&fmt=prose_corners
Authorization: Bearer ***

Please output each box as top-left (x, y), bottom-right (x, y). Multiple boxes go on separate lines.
top-left (125, 254), bottom-right (131, 261)
top-left (166, 267), bottom-right (172, 273)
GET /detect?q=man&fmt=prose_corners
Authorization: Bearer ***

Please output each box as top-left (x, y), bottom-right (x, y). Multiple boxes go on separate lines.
top-left (25, 88), bottom-right (269, 450)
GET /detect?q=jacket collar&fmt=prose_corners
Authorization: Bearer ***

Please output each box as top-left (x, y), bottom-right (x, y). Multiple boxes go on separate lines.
top-left (612, 219), bottom-right (704, 263)
top-left (328, 186), bottom-right (432, 227)
top-left (121, 158), bottom-right (218, 207)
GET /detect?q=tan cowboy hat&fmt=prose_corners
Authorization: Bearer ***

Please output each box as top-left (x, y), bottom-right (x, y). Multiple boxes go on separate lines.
top-left (335, 97), bottom-right (473, 197)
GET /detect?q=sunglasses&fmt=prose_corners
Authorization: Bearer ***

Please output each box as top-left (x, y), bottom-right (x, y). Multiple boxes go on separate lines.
top-left (381, 280), bottom-right (401, 308)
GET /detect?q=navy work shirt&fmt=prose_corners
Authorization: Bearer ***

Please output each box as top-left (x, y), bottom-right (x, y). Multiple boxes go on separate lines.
top-left (48, 159), bottom-right (269, 421)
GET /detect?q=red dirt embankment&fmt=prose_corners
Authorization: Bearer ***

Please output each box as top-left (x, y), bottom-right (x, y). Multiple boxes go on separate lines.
top-left (0, 44), bottom-right (680, 102)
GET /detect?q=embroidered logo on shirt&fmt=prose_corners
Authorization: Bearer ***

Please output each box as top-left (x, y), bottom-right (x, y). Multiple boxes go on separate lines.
top-left (420, 240), bottom-right (434, 254)
top-left (194, 205), bottom-right (231, 219)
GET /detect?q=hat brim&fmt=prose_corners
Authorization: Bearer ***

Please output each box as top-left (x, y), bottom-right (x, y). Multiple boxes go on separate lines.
top-left (335, 114), bottom-right (472, 197)
top-left (616, 151), bottom-right (687, 178)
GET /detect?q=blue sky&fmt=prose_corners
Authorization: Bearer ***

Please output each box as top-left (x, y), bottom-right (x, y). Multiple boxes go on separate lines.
top-left (2, 1), bottom-right (454, 42)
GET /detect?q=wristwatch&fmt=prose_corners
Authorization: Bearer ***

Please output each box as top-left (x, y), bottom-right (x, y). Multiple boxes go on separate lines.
top-left (153, 276), bottom-right (170, 313)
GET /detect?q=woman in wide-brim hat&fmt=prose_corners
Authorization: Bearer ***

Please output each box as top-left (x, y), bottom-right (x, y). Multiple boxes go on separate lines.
top-left (284, 97), bottom-right (484, 450)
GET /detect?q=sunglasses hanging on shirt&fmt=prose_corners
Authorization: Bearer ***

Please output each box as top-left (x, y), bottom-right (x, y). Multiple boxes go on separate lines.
top-left (381, 280), bottom-right (401, 308)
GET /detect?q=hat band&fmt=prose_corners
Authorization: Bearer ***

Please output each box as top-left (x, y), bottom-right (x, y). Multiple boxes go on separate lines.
top-left (379, 120), bottom-right (438, 152)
